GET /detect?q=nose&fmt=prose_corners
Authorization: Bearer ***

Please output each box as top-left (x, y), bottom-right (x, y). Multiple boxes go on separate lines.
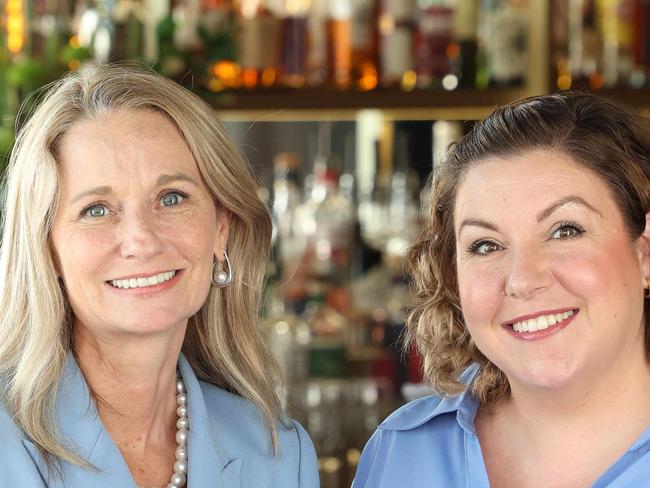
top-left (119, 210), bottom-right (163, 261)
top-left (503, 246), bottom-right (551, 299)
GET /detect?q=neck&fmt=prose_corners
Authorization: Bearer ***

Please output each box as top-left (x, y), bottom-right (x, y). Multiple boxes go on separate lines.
top-left (500, 349), bottom-right (650, 443)
top-left (72, 321), bottom-right (186, 447)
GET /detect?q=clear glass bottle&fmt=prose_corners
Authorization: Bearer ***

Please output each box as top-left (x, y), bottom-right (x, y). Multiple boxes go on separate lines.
top-left (262, 284), bottom-right (310, 399)
top-left (295, 163), bottom-right (355, 283)
top-left (272, 152), bottom-right (305, 278)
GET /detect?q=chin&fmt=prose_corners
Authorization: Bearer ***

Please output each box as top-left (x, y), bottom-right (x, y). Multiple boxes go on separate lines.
top-left (508, 359), bottom-right (581, 391)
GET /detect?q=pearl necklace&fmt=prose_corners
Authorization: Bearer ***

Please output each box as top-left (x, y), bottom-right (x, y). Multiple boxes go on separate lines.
top-left (167, 377), bottom-right (189, 488)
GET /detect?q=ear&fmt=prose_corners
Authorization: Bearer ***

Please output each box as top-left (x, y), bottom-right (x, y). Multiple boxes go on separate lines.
top-left (637, 212), bottom-right (650, 290)
top-left (213, 208), bottom-right (232, 261)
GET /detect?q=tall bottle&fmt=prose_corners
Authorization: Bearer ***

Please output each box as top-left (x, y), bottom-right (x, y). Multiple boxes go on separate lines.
top-left (414, 0), bottom-right (454, 89)
top-left (326, 0), bottom-right (352, 88)
top-left (351, 0), bottom-right (378, 90)
top-left (306, 0), bottom-right (327, 86)
top-left (597, 0), bottom-right (635, 87)
top-left (453, 0), bottom-right (479, 88)
top-left (478, 0), bottom-right (528, 87)
top-left (272, 152), bottom-right (305, 279)
top-left (378, 0), bottom-right (415, 87)
top-left (294, 157), bottom-right (355, 286)
top-left (567, 0), bottom-right (602, 88)
top-left (236, 0), bottom-right (280, 88)
top-left (278, 0), bottom-right (311, 87)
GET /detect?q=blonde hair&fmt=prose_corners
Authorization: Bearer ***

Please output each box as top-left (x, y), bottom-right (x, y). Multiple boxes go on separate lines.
top-left (406, 92), bottom-right (650, 406)
top-left (0, 63), bottom-right (281, 468)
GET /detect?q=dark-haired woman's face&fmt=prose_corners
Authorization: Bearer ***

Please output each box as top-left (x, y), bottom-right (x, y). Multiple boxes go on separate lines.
top-left (453, 149), bottom-right (650, 396)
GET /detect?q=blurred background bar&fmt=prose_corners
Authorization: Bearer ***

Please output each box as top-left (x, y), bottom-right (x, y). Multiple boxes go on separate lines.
top-left (1, 1), bottom-right (649, 486)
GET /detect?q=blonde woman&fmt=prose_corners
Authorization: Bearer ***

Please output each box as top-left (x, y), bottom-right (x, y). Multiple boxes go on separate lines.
top-left (0, 64), bottom-right (318, 488)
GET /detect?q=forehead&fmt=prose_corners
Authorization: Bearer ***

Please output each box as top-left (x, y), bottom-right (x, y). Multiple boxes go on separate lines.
top-left (453, 149), bottom-right (615, 226)
top-left (56, 109), bottom-right (201, 186)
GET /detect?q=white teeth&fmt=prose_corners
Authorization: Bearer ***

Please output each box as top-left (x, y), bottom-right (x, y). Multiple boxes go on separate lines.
top-left (512, 310), bottom-right (575, 333)
top-left (110, 271), bottom-right (176, 289)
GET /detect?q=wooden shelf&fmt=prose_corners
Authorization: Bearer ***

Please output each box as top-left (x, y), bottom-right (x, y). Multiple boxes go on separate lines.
top-left (205, 87), bottom-right (532, 121)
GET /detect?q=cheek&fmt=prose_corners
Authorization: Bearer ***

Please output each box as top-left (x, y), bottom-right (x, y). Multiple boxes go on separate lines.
top-left (162, 214), bottom-right (217, 260)
top-left (457, 260), bottom-right (503, 329)
top-left (52, 228), bottom-right (111, 281)
top-left (554, 243), bottom-right (640, 304)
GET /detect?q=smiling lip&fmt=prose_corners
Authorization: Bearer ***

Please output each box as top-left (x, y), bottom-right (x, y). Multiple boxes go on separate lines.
top-left (503, 307), bottom-right (577, 326)
top-left (107, 269), bottom-right (177, 281)
top-left (503, 308), bottom-right (579, 341)
top-left (105, 269), bottom-right (183, 295)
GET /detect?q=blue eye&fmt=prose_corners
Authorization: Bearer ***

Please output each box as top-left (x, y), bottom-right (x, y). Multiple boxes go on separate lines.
top-left (161, 192), bottom-right (185, 207)
top-left (84, 204), bottom-right (108, 218)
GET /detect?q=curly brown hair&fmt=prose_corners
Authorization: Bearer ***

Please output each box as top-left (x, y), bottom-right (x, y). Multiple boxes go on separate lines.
top-left (405, 92), bottom-right (650, 406)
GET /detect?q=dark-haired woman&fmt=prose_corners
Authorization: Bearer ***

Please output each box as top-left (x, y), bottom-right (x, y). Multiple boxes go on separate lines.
top-left (354, 93), bottom-right (650, 487)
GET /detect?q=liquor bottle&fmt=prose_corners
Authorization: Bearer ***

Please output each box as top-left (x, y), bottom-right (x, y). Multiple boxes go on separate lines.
top-left (478, 0), bottom-right (528, 87)
top-left (351, 0), bottom-right (378, 90)
top-left (453, 0), bottom-right (479, 88)
top-left (567, 0), bottom-right (602, 88)
top-left (422, 120), bottom-right (462, 216)
top-left (278, 0), bottom-right (311, 87)
top-left (631, 0), bottom-right (650, 87)
top-left (236, 0), bottom-right (280, 88)
top-left (92, 0), bottom-right (116, 64)
top-left (551, 0), bottom-right (570, 89)
top-left (414, 0), bottom-right (454, 89)
top-left (272, 152), bottom-right (305, 278)
top-left (386, 131), bottom-right (419, 255)
top-left (597, 0), bottom-right (635, 87)
top-left (307, 0), bottom-right (328, 86)
top-left (199, 0), bottom-right (239, 91)
top-left (326, 0), bottom-right (352, 88)
top-left (112, 0), bottom-right (145, 61)
top-left (378, 0), bottom-right (415, 88)
top-left (262, 283), bottom-right (310, 398)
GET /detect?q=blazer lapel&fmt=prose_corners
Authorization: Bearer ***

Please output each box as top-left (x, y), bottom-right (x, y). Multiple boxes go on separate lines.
top-left (178, 354), bottom-right (241, 488)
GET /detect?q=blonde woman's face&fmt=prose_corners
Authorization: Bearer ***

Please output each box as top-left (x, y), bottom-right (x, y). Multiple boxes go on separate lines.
top-left (51, 109), bottom-right (229, 341)
top-left (453, 149), bottom-right (650, 395)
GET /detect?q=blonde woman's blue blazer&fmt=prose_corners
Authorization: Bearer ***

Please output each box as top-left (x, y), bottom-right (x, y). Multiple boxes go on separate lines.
top-left (0, 353), bottom-right (319, 487)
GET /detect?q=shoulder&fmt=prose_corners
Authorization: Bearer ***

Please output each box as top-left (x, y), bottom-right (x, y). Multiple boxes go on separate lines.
top-left (0, 399), bottom-right (48, 486)
top-left (379, 365), bottom-right (479, 432)
top-left (198, 380), bottom-right (319, 487)
top-left (353, 371), bottom-right (480, 488)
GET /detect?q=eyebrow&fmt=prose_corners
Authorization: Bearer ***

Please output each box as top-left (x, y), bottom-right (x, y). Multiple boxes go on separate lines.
top-left (457, 195), bottom-right (600, 235)
top-left (535, 195), bottom-right (600, 222)
top-left (69, 172), bottom-right (199, 205)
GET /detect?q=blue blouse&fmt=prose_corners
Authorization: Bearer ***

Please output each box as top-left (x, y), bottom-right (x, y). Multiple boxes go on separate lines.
top-left (353, 386), bottom-right (650, 487)
top-left (0, 353), bottom-right (319, 487)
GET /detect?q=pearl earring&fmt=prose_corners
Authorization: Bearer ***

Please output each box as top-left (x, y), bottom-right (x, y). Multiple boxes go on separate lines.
top-left (211, 250), bottom-right (232, 287)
